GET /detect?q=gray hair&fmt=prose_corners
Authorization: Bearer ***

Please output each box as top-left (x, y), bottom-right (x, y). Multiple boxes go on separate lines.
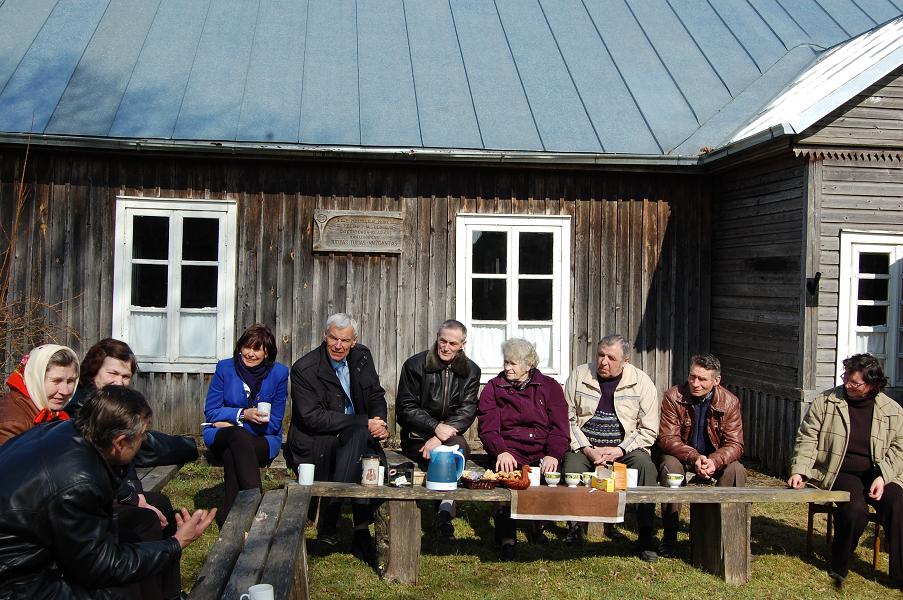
top-left (437, 319), bottom-right (467, 339)
top-left (501, 338), bottom-right (539, 369)
top-left (598, 334), bottom-right (630, 359)
top-left (324, 313), bottom-right (359, 339)
top-left (690, 353), bottom-right (721, 376)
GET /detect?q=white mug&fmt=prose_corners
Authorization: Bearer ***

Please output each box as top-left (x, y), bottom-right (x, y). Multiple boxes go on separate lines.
top-left (297, 463), bottom-right (315, 485)
top-left (256, 402), bottom-right (271, 422)
top-left (527, 466), bottom-right (541, 487)
top-left (626, 468), bottom-right (639, 488)
top-left (240, 583), bottom-right (274, 600)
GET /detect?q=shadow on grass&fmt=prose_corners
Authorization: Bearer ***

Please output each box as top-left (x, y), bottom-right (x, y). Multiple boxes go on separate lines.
top-left (192, 483), bottom-right (224, 512)
top-left (750, 514), bottom-right (896, 588)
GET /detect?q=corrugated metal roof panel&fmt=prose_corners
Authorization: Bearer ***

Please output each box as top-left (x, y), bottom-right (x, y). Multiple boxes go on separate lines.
top-left (46, 0), bottom-right (160, 136)
top-left (235, 0), bottom-right (307, 143)
top-left (0, 0), bottom-right (108, 134)
top-left (404, 0), bottom-right (482, 149)
top-left (496, 0), bottom-right (602, 152)
top-left (358, 0), bottom-right (422, 147)
top-left (451, 0), bottom-right (542, 151)
top-left (0, 0), bottom-right (57, 98)
top-left (585, 0), bottom-right (699, 152)
top-left (109, 0), bottom-right (210, 139)
top-left (299, 0), bottom-right (360, 146)
top-left (541, 0), bottom-right (660, 153)
top-left (0, 0), bottom-right (900, 158)
top-left (172, 0), bottom-right (257, 141)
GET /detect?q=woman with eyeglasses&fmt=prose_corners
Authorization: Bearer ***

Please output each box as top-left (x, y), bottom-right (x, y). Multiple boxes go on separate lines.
top-left (787, 353), bottom-right (903, 590)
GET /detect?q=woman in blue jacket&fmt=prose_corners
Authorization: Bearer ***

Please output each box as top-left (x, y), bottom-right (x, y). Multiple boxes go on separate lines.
top-left (204, 324), bottom-right (288, 521)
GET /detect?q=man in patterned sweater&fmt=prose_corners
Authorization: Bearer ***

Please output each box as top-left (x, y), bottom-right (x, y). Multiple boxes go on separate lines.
top-left (563, 334), bottom-right (661, 561)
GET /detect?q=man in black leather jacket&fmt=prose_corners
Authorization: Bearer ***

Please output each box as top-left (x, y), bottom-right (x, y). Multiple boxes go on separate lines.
top-left (0, 385), bottom-right (214, 600)
top-left (396, 319), bottom-right (481, 538)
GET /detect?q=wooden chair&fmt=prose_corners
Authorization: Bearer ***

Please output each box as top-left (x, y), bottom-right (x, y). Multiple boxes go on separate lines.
top-left (806, 502), bottom-right (882, 570)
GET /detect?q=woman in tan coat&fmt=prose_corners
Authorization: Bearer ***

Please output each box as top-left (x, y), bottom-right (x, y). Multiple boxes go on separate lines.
top-left (788, 353), bottom-right (903, 590)
top-left (0, 344), bottom-right (79, 446)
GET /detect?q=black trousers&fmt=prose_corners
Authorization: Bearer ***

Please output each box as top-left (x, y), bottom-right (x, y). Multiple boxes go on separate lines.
top-left (831, 471), bottom-right (903, 580)
top-left (315, 424), bottom-right (382, 534)
top-left (116, 491), bottom-right (179, 600)
top-left (209, 426), bottom-right (269, 521)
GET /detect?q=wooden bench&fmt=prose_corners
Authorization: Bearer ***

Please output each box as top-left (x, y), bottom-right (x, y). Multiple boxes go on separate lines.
top-left (309, 482), bottom-right (849, 585)
top-left (136, 464), bottom-right (181, 494)
top-left (189, 485), bottom-right (312, 600)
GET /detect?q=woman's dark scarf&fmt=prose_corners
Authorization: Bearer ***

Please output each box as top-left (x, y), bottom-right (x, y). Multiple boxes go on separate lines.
top-left (506, 368), bottom-right (536, 391)
top-left (233, 353), bottom-right (273, 405)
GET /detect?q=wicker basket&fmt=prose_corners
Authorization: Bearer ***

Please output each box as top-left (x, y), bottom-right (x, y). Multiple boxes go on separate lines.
top-left (498, 466), bottom-right (531, 490)
top-left (461, 477), bottom-right (497, 490)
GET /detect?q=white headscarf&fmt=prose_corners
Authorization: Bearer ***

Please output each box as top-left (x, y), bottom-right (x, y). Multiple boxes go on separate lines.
top-left (22, 344), bottom-right (80, 411)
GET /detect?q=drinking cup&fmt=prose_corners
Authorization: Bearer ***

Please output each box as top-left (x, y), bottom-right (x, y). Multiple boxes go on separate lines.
top-left (297, 463), bottom-right (315, 485)
top-left (256, 401), bottom-right (271, 422)
top-left (240, 583), bottom-right (274, 600)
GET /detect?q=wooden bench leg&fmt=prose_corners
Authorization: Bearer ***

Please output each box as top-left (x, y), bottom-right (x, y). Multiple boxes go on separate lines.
top-left (376, 500), bottom-right (421, 585)
top-left (690, 503), bottom-right (751, 585)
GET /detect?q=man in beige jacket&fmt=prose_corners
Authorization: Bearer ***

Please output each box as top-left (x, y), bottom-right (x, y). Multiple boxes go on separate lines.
top-left (563, 334), bottom-right (661, 561)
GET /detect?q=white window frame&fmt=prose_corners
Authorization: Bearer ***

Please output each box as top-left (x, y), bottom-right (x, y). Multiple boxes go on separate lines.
top-left (837, 230), bottom-right (903, 386)
top-left (112, 196), bottom-right (237, 373)
top-left (455, 213), bottom-right (571, 383)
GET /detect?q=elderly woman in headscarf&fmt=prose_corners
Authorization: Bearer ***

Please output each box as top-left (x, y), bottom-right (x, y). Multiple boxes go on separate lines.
top-left (478, 338), bottom-right (569, 560)
top-left (0, 344), bottom-right (79, 446)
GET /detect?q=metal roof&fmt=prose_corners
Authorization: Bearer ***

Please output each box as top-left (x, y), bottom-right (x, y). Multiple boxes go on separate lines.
top-left (0, 0), bottom-right (901, 158)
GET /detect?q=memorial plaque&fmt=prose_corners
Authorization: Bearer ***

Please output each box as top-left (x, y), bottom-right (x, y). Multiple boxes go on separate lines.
top-left (312, 209), bottom-right (403, 254)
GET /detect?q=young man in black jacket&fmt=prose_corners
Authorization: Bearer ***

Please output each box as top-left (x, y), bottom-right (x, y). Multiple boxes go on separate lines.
top-left (0, 385), bottom-right (214, 599)
top-left (396, 319), bottom-right (481, 538)
top-left (286, 313), bottom-right (389, 564)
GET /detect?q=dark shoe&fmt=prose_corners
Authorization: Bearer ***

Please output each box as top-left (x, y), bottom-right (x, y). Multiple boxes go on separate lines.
top-left (531, 529), bottom-right (550, 545)
top-left (318, 532), bottom-right (339, 546)
top-left (828, 570), bottom-right (845, 589)
top-left (658, 530), bottom-right (678, 558)
top-left (352, 529), bottom-right (377, 567)
top-left (658, 540), bottom-right (678, 558)
top-left (500, 543), bottom-right (516, 561)
top-left (639, 549), bottom-right (659, 563)
top-left (604, 523), bottom-right (629, 541)
top-left (564, 523), bottom-right (585, 546)
top-left (436, 510), bottom-right (455, 540)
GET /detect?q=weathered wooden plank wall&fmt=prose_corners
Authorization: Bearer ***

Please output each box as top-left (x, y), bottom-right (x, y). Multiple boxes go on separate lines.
top-left (710, 156), bottom-right (808, 472)
top-left (798, 68), bottom-right (903, 148)
top-left (0, 149), bottom-right (709, 437)
top-left (813, 157), bottom-right (903, 392)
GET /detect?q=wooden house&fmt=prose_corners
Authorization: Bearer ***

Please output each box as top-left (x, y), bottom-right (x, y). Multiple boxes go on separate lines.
top-left (0, 0), bottom-right (901, 473)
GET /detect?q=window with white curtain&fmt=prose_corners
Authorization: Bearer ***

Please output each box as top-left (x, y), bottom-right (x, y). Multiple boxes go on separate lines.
top-left (113, 197), bottom-right (237, 372)
top-left (456, 214), bottom-right (571, 382)
top-left (837, 232), bottom-right (903, 386)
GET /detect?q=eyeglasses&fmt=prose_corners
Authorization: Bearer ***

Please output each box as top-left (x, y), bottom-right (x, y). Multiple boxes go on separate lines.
top-left (842, 373), bottom-right (868, 390)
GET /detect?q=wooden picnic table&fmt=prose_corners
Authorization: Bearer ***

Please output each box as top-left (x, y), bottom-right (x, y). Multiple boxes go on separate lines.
top-left (310, 482), bottom-right (849, 585)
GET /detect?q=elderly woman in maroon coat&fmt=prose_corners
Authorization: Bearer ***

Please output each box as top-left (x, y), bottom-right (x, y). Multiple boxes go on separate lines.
top-left (478, 338), bottom-right (569, 559)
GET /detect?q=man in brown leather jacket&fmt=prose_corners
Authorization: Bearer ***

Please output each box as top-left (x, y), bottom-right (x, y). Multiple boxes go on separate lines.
top-left (656, 353), bottom-right (745, 556)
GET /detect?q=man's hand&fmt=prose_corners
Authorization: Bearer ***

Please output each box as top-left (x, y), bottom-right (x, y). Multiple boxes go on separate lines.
top-left (787, 473), bottom-right (807, 489)
top-left (367, 417), bottom-right (389, 440)
top-left (584, 445), bottom-right (624, 465)
top-left (434, 423), bottom-right (458, 442)
top-left (541, 456), bottom-right (558, 474)
top-left (869, 475), bottom-right (885, 501)
top-left (694, 456), bottom-right (716, 479)
top-left (496, 452), bottom-right (518, 473)
top-left (173, 508), bottom-right (217, 549)
top-left (138, 493), bottom-right (168, 528)
top-left (419, 435), bottom-right (442, 460)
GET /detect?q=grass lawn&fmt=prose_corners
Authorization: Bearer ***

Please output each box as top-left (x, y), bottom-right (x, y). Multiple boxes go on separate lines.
top-left (163, 464), bottom-right (897, 599)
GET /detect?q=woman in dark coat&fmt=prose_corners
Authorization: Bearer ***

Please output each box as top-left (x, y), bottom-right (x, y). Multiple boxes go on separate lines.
top-left (478, 338), bottom-right (569, 559)
top-left (203, 324), bottom-right (288, 522)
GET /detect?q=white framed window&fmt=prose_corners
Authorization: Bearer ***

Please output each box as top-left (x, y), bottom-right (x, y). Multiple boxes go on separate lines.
top-left (837, 231), bottom-right (903, 386)
top-left (112, 197), bottom-right (237, 373)
top-left (455, 214), bottom-right (571, 382)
